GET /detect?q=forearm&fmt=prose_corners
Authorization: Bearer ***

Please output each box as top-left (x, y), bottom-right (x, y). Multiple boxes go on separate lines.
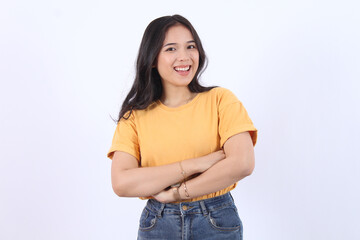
top-left (178, 156), bottom-right (254, 199)
top-left (151, 133), bottom-right (255, 203)
top-left (113, 160), bottom-right (198, 198)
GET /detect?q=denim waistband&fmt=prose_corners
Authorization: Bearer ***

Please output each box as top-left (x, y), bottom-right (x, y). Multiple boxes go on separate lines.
top-left (145, 192), bottom-right (235, 218)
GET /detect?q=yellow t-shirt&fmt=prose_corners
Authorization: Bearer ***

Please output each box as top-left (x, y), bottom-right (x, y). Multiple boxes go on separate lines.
top-left (107, 87), bottom-right (257, 201)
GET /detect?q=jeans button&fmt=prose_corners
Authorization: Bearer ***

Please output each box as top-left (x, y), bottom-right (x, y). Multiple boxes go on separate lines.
top-left (182, 205), bottom-right (188, 211)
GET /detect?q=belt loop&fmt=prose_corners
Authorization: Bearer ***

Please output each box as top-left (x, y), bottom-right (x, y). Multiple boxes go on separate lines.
top-left (229, 192), bottom-right (234, 202)
top-left (199, 201), bottom-right (208, 216)
top-left (157, 203), bottom-right (165, 218)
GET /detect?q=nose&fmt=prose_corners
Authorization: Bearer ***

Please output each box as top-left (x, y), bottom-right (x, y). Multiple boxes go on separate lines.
top-left (177, 48), bottom-right (190, 62)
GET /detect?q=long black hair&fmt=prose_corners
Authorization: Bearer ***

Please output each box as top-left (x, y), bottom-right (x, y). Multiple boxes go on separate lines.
top-left (117, 14), bottom-right (216, 122)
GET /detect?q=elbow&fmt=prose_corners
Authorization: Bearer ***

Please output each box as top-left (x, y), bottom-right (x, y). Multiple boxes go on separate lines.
top-left (111, 177), bottom-right (129, 197)
top-left (112, 183), bottom-right (125, 197)
top-left (243, 156), bottom-right (255, 176)
top-left (230, 156), bottom-right (255, 181)
top-left (243, 161), bottom-right (255, 176)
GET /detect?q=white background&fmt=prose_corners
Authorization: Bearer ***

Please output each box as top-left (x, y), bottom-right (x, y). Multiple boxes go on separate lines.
top-left (1, 0), bottom-right (359, 239)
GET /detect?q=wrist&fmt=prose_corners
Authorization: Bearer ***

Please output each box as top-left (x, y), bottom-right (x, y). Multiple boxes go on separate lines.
top-left (178, 182), bottom-right (191, 200)
top-left (172, 186), bottom-right (181, 202)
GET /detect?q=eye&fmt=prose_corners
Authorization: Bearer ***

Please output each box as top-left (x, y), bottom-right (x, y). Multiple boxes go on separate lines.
top-left (165, 47), bottom-right (176, 52)
top-left (188, 45), bottom-right (197, 49)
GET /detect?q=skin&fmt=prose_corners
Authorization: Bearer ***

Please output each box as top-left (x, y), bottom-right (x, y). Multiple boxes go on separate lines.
top-left (111, 24), bottom-right (255, 203)
top-left (152, 131), bottom-right (255, 203)
top-left (156, 24), bottom-right (199, 107)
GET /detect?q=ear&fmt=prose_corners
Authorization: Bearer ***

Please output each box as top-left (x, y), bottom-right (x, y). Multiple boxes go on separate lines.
top-left (152, 59), bottom-right (157, 68)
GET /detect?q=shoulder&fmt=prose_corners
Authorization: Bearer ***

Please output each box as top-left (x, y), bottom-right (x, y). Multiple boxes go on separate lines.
top-left (120, 102), bottom-right (164, 127)
top-left (120, 109), bottom-right (136, 122)
top-left (120, 101), bottom-right (158, 122)
top-left (206, 87), bottom-right (240, 105)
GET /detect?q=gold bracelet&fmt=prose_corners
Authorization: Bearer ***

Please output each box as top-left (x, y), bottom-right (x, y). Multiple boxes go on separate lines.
top-left (183, 181), bottom-right (190, 198)
top-left (179, 161), bottom-right (190, 198)
top-left (179, 161), bottom-right (186, 182)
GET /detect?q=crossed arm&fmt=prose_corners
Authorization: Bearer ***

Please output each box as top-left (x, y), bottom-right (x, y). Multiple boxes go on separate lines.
top-left (111, 131), bottom-right (255, 202)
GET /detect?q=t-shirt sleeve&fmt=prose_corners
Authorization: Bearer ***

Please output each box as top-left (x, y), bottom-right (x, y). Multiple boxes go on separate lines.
top-left (107, 111), bottom-right (140, 162)
top-left (218, 88), bottom-right (258, 148)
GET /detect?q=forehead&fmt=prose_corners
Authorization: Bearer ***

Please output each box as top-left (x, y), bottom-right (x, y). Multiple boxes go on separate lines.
top-left (163, 24), bottom-right (194, 43)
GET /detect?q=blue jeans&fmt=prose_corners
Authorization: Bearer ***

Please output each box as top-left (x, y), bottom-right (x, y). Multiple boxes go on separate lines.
top-left (137, 192), bottom-right (243, 240)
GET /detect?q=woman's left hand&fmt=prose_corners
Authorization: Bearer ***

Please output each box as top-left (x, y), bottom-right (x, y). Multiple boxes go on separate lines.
top-left (152, 188), bottom-right (176, 203)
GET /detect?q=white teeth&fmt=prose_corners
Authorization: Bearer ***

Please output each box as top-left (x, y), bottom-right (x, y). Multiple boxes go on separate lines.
top-left (175, 66), bottom-right (190, 71)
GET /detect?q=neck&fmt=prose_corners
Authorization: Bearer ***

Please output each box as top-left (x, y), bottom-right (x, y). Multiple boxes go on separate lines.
top-left (160, 87), bottom-right (197, 108)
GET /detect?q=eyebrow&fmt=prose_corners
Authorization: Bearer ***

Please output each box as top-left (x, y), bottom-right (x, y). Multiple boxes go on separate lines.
top-left (163, 40), bottom-right (196, 48)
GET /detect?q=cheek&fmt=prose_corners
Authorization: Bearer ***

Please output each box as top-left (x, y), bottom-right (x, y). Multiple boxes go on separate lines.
top-left (158, 55), bottom-right (173, 68)
top-left (192, 52), bottom-right (200, 63)
top-left (156, 59), bottom-right (167, 72)
top-left (193, 54), bottom-right (200, 68)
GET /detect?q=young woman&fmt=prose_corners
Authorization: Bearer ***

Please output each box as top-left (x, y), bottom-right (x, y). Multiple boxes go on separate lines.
top-left (107, 14), bottom-right (257, 240)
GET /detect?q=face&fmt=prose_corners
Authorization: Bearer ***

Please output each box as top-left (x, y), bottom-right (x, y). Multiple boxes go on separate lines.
top-left (155, 24), bottom-right (199, 90)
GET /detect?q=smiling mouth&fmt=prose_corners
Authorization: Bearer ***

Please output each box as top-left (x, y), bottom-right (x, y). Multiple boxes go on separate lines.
top-left (174, 65), bottom-right (191, 72)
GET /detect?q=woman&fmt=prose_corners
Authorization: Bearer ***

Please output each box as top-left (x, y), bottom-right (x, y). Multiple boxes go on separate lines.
top-left (107, 14), bottom-right (257, 240)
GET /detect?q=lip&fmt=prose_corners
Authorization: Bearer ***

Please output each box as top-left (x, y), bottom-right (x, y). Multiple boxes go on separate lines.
top-left (174, 65), bottom-right (191, 68)
top-left (174, 65), bottom-right (191, 76)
